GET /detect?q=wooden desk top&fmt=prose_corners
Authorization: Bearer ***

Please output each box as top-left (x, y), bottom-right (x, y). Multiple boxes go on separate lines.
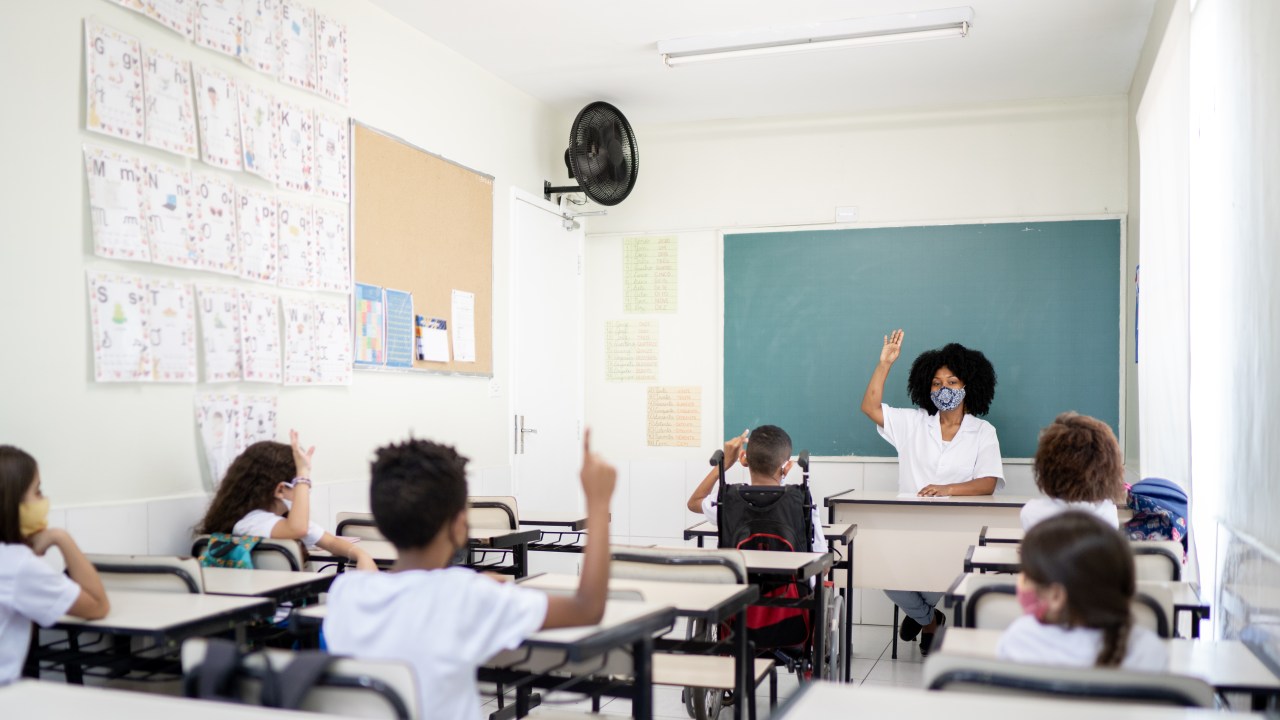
top-left (936, 627), bottom-right (1280, 694)
top-left (826, 489), bottom-right (1034, 508)
top-left (518, 573), bottom-right (759, 621)
top-left (54, 591), bottom-right (272, 639)
top-left (519, 513), bottom-right (588, 531)
top-left (201, 567), bottom-right (334, 598)
top-left (650, 546), bottom-right (833, 579)
top-left (0, 681), bottom-right (345, 718)
top-left (979, 526), bottom-right (1025, 544)
top-left (775, 679), bottom-right (1262, 719)
top-left (683, 521), bottom-right (857, 544)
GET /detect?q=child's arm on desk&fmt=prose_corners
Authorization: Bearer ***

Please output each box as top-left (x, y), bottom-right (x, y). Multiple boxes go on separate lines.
top-left (542, 430), bottom-right (615, 629)
top-left (685, 431), bottom-right (748, 513)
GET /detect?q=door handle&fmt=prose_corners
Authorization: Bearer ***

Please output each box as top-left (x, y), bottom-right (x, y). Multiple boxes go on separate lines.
top-left (515, 415), bottom-right (538, 454)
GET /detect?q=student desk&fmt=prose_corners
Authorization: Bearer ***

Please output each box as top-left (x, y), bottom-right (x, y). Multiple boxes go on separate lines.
top-left (978, 526), bottom-right (1024, 545)
top-left (824, 490), bottom-right (1032, 593)
top-left (944, 573), bottom-right (1212, 638)
top-left (202, 567), bottom-right (334, 605)
top-left (311, 528), bottom-right (542, 576)
top-left (963, 544), bottom-right (1021, 574)
top-left (773, 678), bottom-right (1263, 719)
top-left (36, 591), bottom-right (273, 682)
top-left (0, 680), bottom-right (346, 718)
top-left (518, 573), bottom-right (760, 719)
top-left (682, 521), bottom-right (858, 683)
top-left (935, 627), bottom-right (1280, 707)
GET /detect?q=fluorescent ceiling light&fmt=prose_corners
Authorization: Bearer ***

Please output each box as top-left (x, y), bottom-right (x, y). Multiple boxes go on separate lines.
top-left (659, 7), bottom-right (974, 67)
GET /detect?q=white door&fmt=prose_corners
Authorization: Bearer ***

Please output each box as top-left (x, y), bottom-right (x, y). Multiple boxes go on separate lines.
top-left (510, 191), bottom-right (584, 515)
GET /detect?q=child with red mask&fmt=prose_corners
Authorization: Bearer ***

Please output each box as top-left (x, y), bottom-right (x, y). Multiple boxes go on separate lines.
top-left (997, 511), bottom-right (1167, 671)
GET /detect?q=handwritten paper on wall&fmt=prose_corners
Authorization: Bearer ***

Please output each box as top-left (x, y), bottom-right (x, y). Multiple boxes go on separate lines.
top-left (623, 235), bottom-right (678, 313)
top-left (451, 290), bottom-right (477, 363)
top-left (646, 386), bottom-right (702, 448)
top-left (605, 320), bottom-right (658, 382)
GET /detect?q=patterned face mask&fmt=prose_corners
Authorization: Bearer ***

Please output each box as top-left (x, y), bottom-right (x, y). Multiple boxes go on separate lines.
top-left (930, 386), bottom-right (966, 411)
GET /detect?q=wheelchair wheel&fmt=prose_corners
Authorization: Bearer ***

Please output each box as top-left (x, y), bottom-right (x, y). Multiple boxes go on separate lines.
top-left (682, 620), bottom-right (723, 719)
top-left (822, 592), bottom-right (845, 681)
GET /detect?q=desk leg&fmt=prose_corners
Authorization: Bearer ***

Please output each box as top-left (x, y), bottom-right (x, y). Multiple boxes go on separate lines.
top-left (66, 630), bottom-right (84, 685)
top-left (732, 610), bottom-right (747, 720)
top-left (891, 605), bottom-right (899, 660)
top-left (844, 545), bottom-right (853, 683)
top-left (812, 580), bottom-right (826, 679)
top-left (515, 686), bottom-right (530, 718)
top-left (632, 637), bottom-right (654, 720)
top-left (697, 536), bottom-right (705, 548)
top-left (1191, 611), bottom-right (1202, 639)
top-left (514, 543), bottom-right (528, 579)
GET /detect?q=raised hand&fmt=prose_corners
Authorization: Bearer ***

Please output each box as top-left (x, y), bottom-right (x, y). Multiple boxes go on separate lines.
top-left (723, 429), bottom-right (749, 468)
top-left (580, 429), bottom-right (617, 505)
top-left (289, 429), bottom-right (316, 478)
top-left (880, 329), bottom-right (905, 366)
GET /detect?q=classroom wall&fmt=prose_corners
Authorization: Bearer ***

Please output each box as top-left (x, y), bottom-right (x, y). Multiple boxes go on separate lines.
top-left (1186, 0), bottom-right (1280, 639)
top-left (0, 2), bottom-right (563, 521)
top-left (584, 98), bottom-right (1130, 620)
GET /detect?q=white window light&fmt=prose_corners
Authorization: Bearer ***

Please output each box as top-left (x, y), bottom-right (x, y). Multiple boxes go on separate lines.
top-left (658, 7), bottom-right (974, 67)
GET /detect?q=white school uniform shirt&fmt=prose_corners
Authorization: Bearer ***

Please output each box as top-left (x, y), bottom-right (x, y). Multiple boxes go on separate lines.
top-left (0, 544), bottom-right (82, 685)
top-left (234, 508), bottom-right (325, 546)
top-left (877, 403), bottom-right (1005, 495)
top-left (324, 567), bottom-right (548, 720)
top-left (997, 614), bottom-right (1168, 672)
top-left (1020, 498), bottom-right (1120, 531)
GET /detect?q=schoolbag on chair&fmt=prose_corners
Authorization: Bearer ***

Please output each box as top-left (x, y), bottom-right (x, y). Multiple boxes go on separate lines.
top-left (1125, 478), bottom-right (1189, 552)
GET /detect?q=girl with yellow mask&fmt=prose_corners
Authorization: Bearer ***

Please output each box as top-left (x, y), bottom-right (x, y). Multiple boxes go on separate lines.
top-left (0, 446), bottom-right (110, 684)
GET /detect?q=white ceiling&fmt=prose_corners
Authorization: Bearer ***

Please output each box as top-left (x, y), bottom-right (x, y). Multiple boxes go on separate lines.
top-left (369, 0), bottom-right (1157, 125)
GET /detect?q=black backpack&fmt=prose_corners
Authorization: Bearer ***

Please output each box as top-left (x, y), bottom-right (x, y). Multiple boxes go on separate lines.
top-left (714, 449), bottom-right (816, 649)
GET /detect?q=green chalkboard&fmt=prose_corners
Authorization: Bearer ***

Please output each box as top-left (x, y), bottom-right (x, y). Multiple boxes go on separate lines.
top-left (723, 220), bottom-right (1121, 458)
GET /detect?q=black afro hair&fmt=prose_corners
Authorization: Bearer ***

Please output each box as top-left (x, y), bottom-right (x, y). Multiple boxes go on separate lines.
top-left (906, 343), bottom-right (997, 416)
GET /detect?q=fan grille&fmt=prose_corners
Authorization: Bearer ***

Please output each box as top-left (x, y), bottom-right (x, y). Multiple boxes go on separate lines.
top-left (567, 102), bottom-right (639, 206)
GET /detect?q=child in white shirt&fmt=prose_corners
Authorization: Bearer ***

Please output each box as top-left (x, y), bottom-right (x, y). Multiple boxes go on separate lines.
top-left (998, 511), bottom-right (1167, 672)
top-left (196, 431), bottom-right (375, 571)
top-left (1021, 412), bottom-right (1124, 531)
top-left (0, 446), bottom-right (109, 685)
top-left (323, 431), bottom-right (617, 720)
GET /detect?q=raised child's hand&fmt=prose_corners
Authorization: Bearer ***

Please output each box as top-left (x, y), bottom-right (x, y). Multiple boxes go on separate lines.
top-left (880, 329), bottom-right (904, 366)
top-left (579, 429), bottom-right (617, 505)
top-left (289, 429), bottom-right (316, 478)
top-left (723, 430), bottom-right (749, 467)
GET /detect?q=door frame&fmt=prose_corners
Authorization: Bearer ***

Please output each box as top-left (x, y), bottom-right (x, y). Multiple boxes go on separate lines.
top-left (507, 186), bottom-right (585, 496)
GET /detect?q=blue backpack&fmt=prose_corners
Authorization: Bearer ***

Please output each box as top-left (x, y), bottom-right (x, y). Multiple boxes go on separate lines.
top-left (1124, 478), bottom-right (1188, 551)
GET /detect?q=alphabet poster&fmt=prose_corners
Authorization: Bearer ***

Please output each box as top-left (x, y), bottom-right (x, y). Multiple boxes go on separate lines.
top-left (237, 84), bottom-right (278, 182)
top-left (313, 297), bottom-right (352, 385)
top-left (313, 205), bottom-right (350, 292)
top-left (195, 67), bottom-right (243, 170)
top-left (193, 173), bottom-right (239, 275)
top-left (282, 298), bottom-right (316, 385)
top-left (84, 145), bottom-right (148, 261)
top-left (196, 393), bottom-right (242, 484)
top-left (87, 272), bottom-right (153, 382)
top-left (313, 112), bottom-right (349, 202)
top-left (242, 394), bottom-right (278, 447)
top-left (141, 159), bottom-right (197, 268)
top-left (278, 1), bottom-right (316, 91)
top-left (147, 278), bottom-right (198, 382)
top-left (85, 19), bottom-right (145, 144)
top-left (146, 0), bottom-right (197, 39)
top-left (197, 285), bottom-right (242, 382)
top-left (142, 47), bottom-right (197, 158)
top-left (315, 13), bottom-right (348, 105)
top-left (236, 186), bottom-right (278, 283)
top-left (276, 100), bottom-right (313, 193)
top-left (276, 198), bottom-right (314, 289)
top-left (239, 0), bottom-right (281, 75)
top-left (239, 289), bottom-right (282, 383)
top-left (195, 0), bottom-right (243, 57)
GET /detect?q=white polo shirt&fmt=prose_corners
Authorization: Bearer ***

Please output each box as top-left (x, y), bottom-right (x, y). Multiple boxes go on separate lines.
top-left (877, 403), bottom-right (1005, 495)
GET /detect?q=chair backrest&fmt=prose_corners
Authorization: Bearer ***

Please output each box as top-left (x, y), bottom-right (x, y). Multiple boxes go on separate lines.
top-left (191, 535), bottom-right (305, 571)
top-left (966, 579), bottom-right (1172, 638)
top-left (924, 653), bottom-right (1215, 707)
top-left (714, 483), bottom-right (812, 553)
top-left (335, 512), bottom-right (385, 541)
top-left (468, 496), bottom-right (519, 531)
top-left (88, 554), bottom-right (204, 594)
top-left (609, 545), bottom-right (748, 585)
top-left (1131, 540), bottom-right (1183, 581)
top-left (182, 638), bottom-right (420, 720)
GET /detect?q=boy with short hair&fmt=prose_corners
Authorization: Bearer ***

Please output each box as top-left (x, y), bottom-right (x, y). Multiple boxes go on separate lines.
top-left (324, 431), bottom-right (615, 720)
top-left (685, 424), bottom-right (827, 554)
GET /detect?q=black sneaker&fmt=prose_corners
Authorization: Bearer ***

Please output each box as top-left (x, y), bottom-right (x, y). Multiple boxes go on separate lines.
top-left (919, 610), bottom-right (946, 656)
top-left (899, 614), bottom-right (923, 642)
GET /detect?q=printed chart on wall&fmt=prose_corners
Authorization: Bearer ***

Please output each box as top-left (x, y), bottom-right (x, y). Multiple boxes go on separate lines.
top-left (354, 283), bottom-right (386, 366)
top-left (384, 289), bottom-right (414, 369)
top-left (605, 320), bottom-right (658, 382)
top-left (624, 235), bottom-right (678, 313)
top-left (647, 386), bottom-right (702, 447)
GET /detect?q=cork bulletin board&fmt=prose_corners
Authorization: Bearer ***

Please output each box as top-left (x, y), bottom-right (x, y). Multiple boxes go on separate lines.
top-left (352, 122), bottom-right (494, 376)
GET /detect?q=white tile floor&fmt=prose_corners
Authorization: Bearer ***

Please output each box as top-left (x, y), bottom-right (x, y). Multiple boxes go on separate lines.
top-left (483, 622), bottom-right (934, 719)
